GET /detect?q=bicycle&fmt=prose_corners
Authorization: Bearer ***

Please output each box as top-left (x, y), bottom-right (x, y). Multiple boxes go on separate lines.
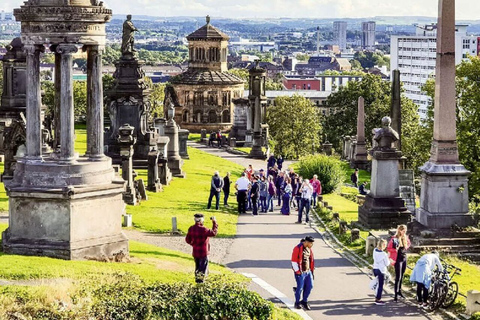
top-left (427, 262), bottom-right (461, 311)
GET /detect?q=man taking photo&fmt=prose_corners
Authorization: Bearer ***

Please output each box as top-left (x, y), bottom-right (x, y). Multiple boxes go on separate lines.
top-left (186, 214), bottom-right (218, 283)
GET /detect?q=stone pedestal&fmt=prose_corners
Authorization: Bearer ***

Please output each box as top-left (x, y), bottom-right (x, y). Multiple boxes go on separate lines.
top-left (359, 150), bottom-right (411, 229)
top-left (147, 150), bottom-right (162, 192)
top-left (399, 169), bottom-right (416, 214)
top-left (165, 120), bottom-right (185, 178)
top-left (323, 142), bottom-right (333, 156)
top-left (178, 128), bottom-right (189, 159)
top-left (157, 136), bottom-right (172, 185)
top-left (417, 163), bottom-right (473, 229)
top-left (244, 129), bottom-right (253, 147)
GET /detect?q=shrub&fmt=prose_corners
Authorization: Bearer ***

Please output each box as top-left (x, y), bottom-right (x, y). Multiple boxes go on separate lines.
top-left (297, 154), bottom-right (344, 194)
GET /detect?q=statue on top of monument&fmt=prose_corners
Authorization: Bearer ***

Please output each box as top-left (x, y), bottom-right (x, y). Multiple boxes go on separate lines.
top-left (122, 15), bottom-right (138, 57)
top-left (373, 116), bottom-right (399, 151)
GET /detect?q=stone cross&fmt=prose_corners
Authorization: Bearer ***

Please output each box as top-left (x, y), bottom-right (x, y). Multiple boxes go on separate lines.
top-left (431, 0), bottom-right (459, 164)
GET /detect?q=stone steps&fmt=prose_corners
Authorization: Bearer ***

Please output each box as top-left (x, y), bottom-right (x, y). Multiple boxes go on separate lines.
top-left (411, 237), bottom-right (480, 246)
top-left (410, 243), bottom-right (480, 254)
top-left (458, 252), bottom-right (480, 263)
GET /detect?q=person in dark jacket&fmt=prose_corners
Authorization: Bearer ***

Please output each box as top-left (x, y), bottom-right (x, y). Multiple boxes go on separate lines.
top-left (186, 214), bottom-right (218, 283)
top-left (207, 171), bottom-right (224, 210)
top-left (351, 168), bottom-right (359, 187)
top-left (277, 155), bottom-right (284, 171)
top-left (267, 175), bottom-right (276, 212)
top-left (250, 175), bottom-right (260, 215)
top-left (223, 172), bottom-right (231, 206)
top-left (267, 154), bottom-right (276, 169)
top-left (275, 171), bottom-right (285, 206)
top-left (359, 181), bottom-right (368, 195)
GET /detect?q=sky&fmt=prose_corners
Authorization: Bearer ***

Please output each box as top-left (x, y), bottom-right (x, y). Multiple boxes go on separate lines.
top-left (1, 0), bottom-right (480, 20)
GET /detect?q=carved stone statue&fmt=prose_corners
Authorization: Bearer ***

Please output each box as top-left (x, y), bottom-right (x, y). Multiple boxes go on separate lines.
top-left (373, 116), bottom-right (399, 150)
top-left (121, 15), bottom-right (138, 57)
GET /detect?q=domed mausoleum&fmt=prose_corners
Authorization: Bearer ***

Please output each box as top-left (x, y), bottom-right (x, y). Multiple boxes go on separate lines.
top-left (169, 16), bottom-right (244, 133)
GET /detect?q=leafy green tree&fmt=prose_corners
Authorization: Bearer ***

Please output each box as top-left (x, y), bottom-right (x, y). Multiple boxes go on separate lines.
top-left (144, 77), bottom-right (166, 120)
top-left (102, 45), bottom-right (121, 65)
top-left (322, 74), bottom-right (423, 171)
top-left (352, 51), bottom-right (390, 70)
top-left (229, 68), bottom-right (249, 89)
top-left (41, 80), bottom-right (87, 121)
top-left (267, 94), bottom-right (322, 159)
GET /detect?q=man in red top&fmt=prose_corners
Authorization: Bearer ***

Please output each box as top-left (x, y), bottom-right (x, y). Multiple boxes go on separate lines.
top-left (186, 213), bottom-right (218, 283)
top-left (291, 236), bottom-right (315, 310)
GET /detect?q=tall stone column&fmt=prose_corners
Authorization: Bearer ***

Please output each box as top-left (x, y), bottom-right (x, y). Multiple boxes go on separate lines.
top-left (51, 46), bottom-right (62, 151)
top-left (354, 96), bottom-right (368, 169)
top-left (57, 44), bottom-right (78, 162)
top-left (417, 0), bottom-right (473, 229)
top-left (24, 44), bottom-right (43, 160)
top-left (86, 45), bottom-right (105, 160)
top-left (390, 69), bottom-right (401, 151)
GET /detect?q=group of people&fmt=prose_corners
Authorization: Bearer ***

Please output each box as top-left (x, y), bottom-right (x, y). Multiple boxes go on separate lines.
top-left (372, 224), bottom-right (444, 308)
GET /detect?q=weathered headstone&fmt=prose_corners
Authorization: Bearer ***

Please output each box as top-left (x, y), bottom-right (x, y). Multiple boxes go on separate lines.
top-left (147, 150), bottom-right (162, 192)
top-left (118, 124), bottom-right (138, 206)
top-left (354, 97), bottom-right (368, 169)
top-left (2, 0), bottom-right (128, 260)
top-left (417, 0), bottom-right (473, 229)
top-left (358, 117), bottom-right (411, 229)
top-left (178, 128), bottom-right (190, 159)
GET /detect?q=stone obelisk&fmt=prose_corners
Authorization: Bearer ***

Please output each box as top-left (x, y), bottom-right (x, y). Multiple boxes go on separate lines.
top-left (417, 0), bottom-right (473, 229)
top-left (353, 96), bottom-right (368, 169)
top-left (390, 69), bottom-right (401, 151)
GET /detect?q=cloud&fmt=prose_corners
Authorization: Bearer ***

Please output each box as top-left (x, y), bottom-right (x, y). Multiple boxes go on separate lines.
top-left (0, 0), bottom-right (479, 20)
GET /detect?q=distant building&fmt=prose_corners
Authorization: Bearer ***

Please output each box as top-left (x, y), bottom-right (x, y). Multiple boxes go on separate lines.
top-left (333, 21), bottom-right (347, 51)
top-left (362, 21), bottom-right (376, 51)
top-left (295, 56), bottom-right (338, 75)
top-left (283, 74), bottom-right (362, 93)
top-left (390, 24), bottom-right (478, 119)
top-left (170, 16), bottom-right (244, 132)
top-left (229, 39), bottom-right (276, 53)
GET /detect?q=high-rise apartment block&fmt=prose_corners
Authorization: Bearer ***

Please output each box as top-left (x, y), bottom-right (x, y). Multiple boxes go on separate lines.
top-left (362, 21), bottom-right (376, 50)
top-left (333, 21), bottom-right (347, 51)
top-left (390, 24), bottom-right (478, 119)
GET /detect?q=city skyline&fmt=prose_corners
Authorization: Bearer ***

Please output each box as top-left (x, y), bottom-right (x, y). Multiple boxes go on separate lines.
top-left (1, 0), bottom-right (480, 20)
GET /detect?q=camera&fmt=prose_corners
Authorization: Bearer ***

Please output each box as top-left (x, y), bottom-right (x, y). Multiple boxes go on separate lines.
top-left (210, 216), bottom-right (215, 220)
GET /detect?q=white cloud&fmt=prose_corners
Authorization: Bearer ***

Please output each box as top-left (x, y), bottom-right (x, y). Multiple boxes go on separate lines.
top-left (0, 0), bottom-right (479, 20)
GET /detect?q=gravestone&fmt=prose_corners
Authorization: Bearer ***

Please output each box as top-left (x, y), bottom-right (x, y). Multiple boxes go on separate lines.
top-left (3, 0), bottom-right (128, 260)
top-left (118, 124), bottom-right (138, 206)
top-left (358, 117), bottom-right (411, 229)
top-left (229, 98), bottom-right (249, 144)
top-left (178, 128), bottom-right (190, 159)
top-left (164, 87), bottom-right (185, 178)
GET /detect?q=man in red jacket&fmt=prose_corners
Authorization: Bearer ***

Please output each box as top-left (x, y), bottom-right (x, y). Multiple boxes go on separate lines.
top-left (291, 236), bottom-right (315, 310)
top-left (186, 213), bottom-right (218, 283)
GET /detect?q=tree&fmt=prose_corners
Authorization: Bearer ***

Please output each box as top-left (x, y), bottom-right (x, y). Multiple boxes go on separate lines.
top-left (103, 45), bottom-right (121, 65)
top-left (229, 68), bottom-right (249, 89)
top-left (267, 95), bottom-right (322, 159)
top-left (144, 77), bottom-right (165, 120)
top-left (41, 80), bottom-right (87, 121)
top-left (322, 74), bottom-right (423, 171)
top-left (352, 51), bottom-right (390, 70)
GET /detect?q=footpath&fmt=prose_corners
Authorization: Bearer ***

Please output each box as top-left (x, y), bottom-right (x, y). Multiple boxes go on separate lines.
top-left (194, 143), bottom-right (440, 320)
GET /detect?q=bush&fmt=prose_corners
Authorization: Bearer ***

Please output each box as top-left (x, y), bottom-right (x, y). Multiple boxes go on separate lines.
top-left (297, 154), bottom-right (344, 194)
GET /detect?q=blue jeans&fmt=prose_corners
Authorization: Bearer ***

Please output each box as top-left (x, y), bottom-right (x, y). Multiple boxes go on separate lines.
top-left (373, 269), bottom-right (385, 300)
top-left (247, 190), bottom-right (252, 210)
top-left (267, 194), bottom-right (274, 211)
top-left (294, 271), bottom-right (314, 304)
top-left (312, 193), bottom-right (317, 207)
top-left (298, 198), bottom-right (311, 223)
top-left (259, 196), bottom-right (267, 212)
top-left (207, 190), bottom-right (220, 210)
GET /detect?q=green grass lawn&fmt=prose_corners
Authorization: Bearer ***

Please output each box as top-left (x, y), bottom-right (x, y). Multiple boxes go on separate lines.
top-left (188, 133), bottom-right (202, 142)
top-left (322, 193), bottom-right (359, 223)
top-left (341, 161), bottom-right (370, 185)
top-left (234, 147), bottom-right (266, 154)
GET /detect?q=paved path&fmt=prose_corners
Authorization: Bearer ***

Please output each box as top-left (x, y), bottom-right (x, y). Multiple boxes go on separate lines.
top-left (195, 143), bottom-right (439, 320)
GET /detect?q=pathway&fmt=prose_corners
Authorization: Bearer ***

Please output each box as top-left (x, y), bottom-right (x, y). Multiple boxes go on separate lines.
top-left (196, 143), bottom-right (439, 320)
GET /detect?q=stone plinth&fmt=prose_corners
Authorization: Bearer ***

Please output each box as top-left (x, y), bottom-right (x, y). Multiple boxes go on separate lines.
top-left (354, 97), bottom-right (368, 169)
top-left (3, 158), bottom-right (128, 260)
top-left (165, 121), bottom-right (185, 178)
top-left (323, 142), bottom-right (333, 156)
top-left (417, 163), bottom-right (473, 229)
top-left (230, 98), bottom-right (249, 143)
top-left (178, 128), bottom-right (190, 159)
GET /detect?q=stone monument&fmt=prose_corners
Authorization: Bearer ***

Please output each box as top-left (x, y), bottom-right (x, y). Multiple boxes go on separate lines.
top-left (104, 15), bottom-right (158, 165)
top-left (417, 0), bottom-right (473, 229)
top-left (358, 116), bottom-right (411, 229)
top-left (249, 61), bottom-right (268, 159)
top-left (3, 0), bottom-right (128, 260)
top-left (229, 97), bottom-right (249, 145)
top-left (164, 87), bottom-right (185, 178)
top-left (353, 96), bottom-right (368, 169)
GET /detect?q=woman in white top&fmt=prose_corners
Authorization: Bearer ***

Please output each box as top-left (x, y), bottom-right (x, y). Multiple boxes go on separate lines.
top-left (372, 239), bottom-right (390, 305)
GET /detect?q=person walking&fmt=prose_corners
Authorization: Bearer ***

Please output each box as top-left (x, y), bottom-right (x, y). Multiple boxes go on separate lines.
top-left (310, 175), bottom-right (322, 208)
top-left (291, 175), bottom-right (300, 209)
top-left (250, 175), bottom-right (260, 215)
top-left (387, 224), bottom-right (411, 302)
top-left (185, 214), bottom-right (218, 283)
top-left (259, 176), bottom-right (268, 213)
top-left (235, 172), bottom-right (250, 214)
top-left (291, 236), bottom-right (315, 310)
top-left (267, 175), bottom-right (276, 212)
top-left (372, 239), bottom-right (390, 305)
top-left (223, 172), bottom-right (231, 207)
top-left (207, 171), bottom-right (224, 210)
top-left (350, 168), bottom-right (359, 187)
top-left (410, 252), bottom-right (443, 308)
top-left (297, 179), bottom-right (313, 224)
top-left (281, 177), bottom-right (292, 215)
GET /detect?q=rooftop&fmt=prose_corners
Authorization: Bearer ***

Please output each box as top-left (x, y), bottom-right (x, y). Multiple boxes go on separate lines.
top-left (186, 16), bottom-right (229, 41)
top-left (170, 70), bottom-right (244, 85)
